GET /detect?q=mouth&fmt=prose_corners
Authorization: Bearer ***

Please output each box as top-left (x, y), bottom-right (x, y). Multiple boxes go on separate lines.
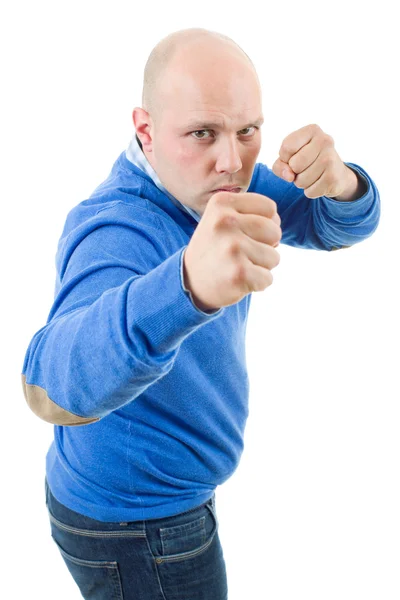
top-left (211, 187), bottom-right (242, 193)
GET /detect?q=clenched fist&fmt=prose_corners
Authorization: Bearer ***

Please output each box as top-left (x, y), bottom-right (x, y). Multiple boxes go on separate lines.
top-left (183, 191), bottom-right (282, 312)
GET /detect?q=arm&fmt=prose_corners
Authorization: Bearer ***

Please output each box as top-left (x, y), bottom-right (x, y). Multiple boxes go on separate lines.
top-left (331, 165), bottom-right (369, 202)
top-left (250, 161), bottom-right (380, 251)
top-left (21, 208), bottom-right (224, 426)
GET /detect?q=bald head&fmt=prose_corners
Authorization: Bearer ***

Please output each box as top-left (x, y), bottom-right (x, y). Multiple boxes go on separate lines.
top-left (133, 28), bottom-right (263, 216)
top-left (142, 28), bottom-right (260, 125)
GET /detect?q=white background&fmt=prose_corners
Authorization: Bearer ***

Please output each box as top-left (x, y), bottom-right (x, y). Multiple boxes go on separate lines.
top-left (2, 1), bottom-right (399, 598)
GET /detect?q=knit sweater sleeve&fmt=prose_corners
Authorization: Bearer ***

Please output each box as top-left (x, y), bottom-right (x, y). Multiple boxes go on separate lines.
top-left (21, 205), bottom-right (225, 426)
top-left (252, 161), bottom-right (381, 251)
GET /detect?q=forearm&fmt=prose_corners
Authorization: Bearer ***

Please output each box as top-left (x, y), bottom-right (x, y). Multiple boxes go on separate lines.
top-left (21, 249), bottom-right (219, 425)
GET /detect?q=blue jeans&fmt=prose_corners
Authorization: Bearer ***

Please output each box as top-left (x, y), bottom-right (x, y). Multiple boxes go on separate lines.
top-left (45, 478), bottom-right (228, 599)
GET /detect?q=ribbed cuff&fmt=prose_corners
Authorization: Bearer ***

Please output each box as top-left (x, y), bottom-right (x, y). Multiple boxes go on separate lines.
top-left (127, 247), bottom-right (225, 357)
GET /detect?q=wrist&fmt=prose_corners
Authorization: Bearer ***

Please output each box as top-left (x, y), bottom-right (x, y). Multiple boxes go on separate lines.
top-left (182, 251), bottom-right (217, 313)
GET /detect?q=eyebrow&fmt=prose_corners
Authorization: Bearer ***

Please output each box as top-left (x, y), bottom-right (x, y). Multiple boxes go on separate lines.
top-left (185, 117), bottom-right (265, 130)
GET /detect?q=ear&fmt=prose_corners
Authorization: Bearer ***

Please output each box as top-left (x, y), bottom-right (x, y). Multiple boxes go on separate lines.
top-left (132, 107), bottom-right (154, 153)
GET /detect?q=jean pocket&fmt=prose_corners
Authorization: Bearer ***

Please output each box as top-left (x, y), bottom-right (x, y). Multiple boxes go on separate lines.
top-left (151, 502), bottom-right (228, 600)
top-left (155, 501), bottom-right (218, 564)
top-left (160, 515), bottom-right (207, 557)
top-left (51, 536), bottom-right (124, 599)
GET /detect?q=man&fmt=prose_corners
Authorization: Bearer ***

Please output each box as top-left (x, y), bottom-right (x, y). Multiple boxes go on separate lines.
top-left (21, 27), bottom-right (380, 600)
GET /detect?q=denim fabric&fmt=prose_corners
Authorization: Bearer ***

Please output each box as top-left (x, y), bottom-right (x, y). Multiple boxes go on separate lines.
top-left (45, 478), bottom-right (228, 599)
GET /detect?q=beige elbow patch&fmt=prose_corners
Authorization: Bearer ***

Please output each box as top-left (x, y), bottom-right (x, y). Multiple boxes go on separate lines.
top-left (21, 374), bottom-right (100, 426)
top-left (331, 245), bottom-right (352, 251)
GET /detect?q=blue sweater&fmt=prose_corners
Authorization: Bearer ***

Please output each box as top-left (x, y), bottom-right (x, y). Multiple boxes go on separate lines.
top-left (21, 137), bottom-right (380, 522)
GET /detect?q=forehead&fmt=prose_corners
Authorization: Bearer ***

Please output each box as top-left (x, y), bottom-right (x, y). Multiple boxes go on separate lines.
top-left (160, 64), bottom-right (262, 129)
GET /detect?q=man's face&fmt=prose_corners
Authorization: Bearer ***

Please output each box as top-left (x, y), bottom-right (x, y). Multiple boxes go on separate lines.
top-left (136, 46), bottom-right (264, 217)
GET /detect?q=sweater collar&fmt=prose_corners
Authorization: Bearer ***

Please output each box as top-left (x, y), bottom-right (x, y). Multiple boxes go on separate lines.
top-left (125, 133), bottom-right (202, 223)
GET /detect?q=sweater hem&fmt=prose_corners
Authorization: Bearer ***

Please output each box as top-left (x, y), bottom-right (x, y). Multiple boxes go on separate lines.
top-left (46, 476), bottom-right (215, 523)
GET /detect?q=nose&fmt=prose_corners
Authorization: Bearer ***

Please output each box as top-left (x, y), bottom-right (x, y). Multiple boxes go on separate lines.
top-left (214, 136), bottom-right (243, 174)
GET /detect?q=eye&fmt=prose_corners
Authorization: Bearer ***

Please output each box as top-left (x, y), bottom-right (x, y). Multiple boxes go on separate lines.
top-left (191, 130), bottom-right (212, 139)
top-left (239, 126), bottom-right (257, 136)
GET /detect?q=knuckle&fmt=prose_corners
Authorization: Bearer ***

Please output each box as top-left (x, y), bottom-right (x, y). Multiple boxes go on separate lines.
top-left (280, 141), bottom-right (291, 156)
top-left (270, 219), bottom-right (282, 243)
top-left (227, 240), bottom-right (242, 258)
top-left (324, 169), bottom-right (335, 185)
top-left (262, 270), bottom-right (273, 290)
top-left (212, 190), bottom-right (234, 205)
top-left (273, 248), bottom-right (281, 267)
top-left (226, 212), bottom-right (239, 228)
top-left (293, 176), bottom-right (302, 188)
top-left (266, 246), bottom-right (280, 269)
top-left (232, 261), bottom-right (247, 286)
top-left (215, 211), bottom-right (237, 231)
top-left (267, 199), bottom-right (278, 216)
